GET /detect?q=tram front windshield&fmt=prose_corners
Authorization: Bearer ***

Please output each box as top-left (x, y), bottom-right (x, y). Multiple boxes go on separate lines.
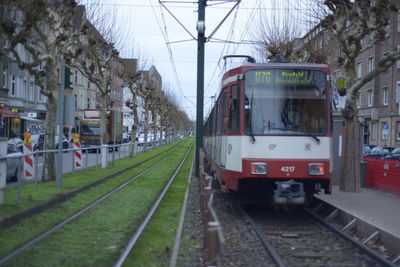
top-left (244, 68), bottom-right (327, 136)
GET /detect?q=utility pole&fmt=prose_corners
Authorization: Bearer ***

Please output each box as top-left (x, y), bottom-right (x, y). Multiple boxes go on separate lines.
top-left (195, 0), bottom-right (206, 177)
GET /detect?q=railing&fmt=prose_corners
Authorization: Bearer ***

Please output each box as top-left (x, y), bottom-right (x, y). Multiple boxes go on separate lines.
top-left (0, 137), bottom-right (175, 202)
top-left (199, 150), bottom-right (224, 267)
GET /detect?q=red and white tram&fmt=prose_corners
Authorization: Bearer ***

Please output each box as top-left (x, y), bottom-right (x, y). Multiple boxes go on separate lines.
top-left (204, 60), bottom-right (332, 205)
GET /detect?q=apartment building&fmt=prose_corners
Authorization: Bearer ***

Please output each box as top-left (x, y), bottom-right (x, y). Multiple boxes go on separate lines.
top-left (294, 8), bottom-right (400, 148)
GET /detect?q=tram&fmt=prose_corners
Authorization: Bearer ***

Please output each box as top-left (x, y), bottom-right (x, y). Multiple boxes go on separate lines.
top-left (204, 58), bottom-right (332, 205)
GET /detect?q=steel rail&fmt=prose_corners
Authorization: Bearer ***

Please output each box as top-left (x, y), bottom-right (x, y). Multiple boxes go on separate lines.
top-left (305, 207), bottom-right (396, 267)
top-left (114, 145), bottom-right (193, 267)
top-left (0, 143), bottom-right (186, 266)
top-left (240, 206), bottom-right (287, 267)
top-left (0, 141), bottom-right (181, 229)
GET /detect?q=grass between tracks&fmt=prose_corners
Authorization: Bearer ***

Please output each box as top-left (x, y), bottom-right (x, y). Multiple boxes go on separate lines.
top-left (0, 139), bottom-right (193, 266)
top-left (123, 142), bottom-right (194, 266)
top-left (0, 141), bottom-right (178, 219)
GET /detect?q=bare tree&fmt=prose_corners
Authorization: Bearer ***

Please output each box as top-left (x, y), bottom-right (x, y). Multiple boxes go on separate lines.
top-left (249, 0), bottom-right (303, 62)
top-left (308, 1), bottom-right (400, 192)
top-left (0, 0), bottom-right (86, 180)
top-left (119, 58), bottom-right (140, 157)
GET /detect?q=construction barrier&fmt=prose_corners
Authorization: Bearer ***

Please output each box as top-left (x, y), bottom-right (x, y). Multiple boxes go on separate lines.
top-left (23, 132), bottom-right (34, 180)
top-left (73, 134), bottom-right (82, 169)
top-left (365, 158), bottom-right (400, 194)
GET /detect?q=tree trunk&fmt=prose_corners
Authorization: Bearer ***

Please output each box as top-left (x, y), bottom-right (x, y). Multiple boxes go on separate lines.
top-left (42, 62), bottom-right (59, 181)
top-left (340, 117), bottom-right (361, 192)
top-left (143, 107), bottom-right (148, 152)
top-left (98, 93), bottom-right (108, 147)
top-left (42, 92), bottom-right (58, 181)
top-left (130, 124), bottom-right (137, 158)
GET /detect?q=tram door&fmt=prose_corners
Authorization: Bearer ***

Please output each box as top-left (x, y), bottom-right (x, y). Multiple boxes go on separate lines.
top-left (220, 90), bottom-right (227, 168)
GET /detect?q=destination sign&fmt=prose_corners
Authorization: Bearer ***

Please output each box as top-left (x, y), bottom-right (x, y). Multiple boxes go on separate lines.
top-left (254, 70), bottom-right (313, 84)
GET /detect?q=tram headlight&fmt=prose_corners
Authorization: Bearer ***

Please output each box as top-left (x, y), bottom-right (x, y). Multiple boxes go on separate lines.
top-left (308, 163), bottom-right (325, 176)
top-left (250, 163), bottom-right (267, 175)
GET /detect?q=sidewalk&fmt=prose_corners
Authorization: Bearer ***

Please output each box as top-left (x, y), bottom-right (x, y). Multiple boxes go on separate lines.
top-left (316, 185), bottom-right (400, 238)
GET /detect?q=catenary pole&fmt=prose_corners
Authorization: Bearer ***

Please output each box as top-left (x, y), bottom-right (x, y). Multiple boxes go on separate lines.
top-left (195, 0), bottom-right (206, 177)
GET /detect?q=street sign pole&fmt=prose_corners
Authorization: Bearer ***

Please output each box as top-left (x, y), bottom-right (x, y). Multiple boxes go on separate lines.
top-left (195, 0), bottom-right (206, 177)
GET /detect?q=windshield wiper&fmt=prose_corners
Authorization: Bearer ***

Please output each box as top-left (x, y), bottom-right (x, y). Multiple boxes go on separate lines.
top-left (305, 132), bottom-right (320, 143)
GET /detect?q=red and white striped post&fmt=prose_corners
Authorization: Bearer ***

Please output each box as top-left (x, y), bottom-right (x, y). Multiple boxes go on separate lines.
top-left (73, 134), bottom-right (83, 169)
top-left (23, 132), bottom-right (34, 180)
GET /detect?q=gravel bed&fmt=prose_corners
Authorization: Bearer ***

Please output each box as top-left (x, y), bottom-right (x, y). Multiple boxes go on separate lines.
top-left (247, 206), bottom-right (380, 267)
top-left (176, 175), bottom-right (274, 266)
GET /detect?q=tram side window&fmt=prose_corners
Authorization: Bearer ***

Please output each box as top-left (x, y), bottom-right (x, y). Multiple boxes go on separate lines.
top-left (229, 84), bottom-right (239, 134)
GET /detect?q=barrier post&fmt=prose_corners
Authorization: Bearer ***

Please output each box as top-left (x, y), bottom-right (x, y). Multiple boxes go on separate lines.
top-left (0, 137), bottom-right (7, 204)
top-left (23, 132), bottom-right (34, 180)
top-left (73, 134), bottom-right (83, 170)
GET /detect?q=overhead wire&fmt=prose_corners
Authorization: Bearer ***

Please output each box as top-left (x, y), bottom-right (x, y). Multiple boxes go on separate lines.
top-left (148, 0), bottom-right (196, 109)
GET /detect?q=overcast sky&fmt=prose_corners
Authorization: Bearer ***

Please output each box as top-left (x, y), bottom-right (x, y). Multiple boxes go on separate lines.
top-left (81, 0), bottom-right (314, 120)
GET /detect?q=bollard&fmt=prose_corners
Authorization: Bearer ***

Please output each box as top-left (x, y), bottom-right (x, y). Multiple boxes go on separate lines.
top-left (0, 137), bottom-right (7, 204)
top-left (23, 132), bottom-right (34, 181)
top-left (205, 221), bottom-right (221, 266)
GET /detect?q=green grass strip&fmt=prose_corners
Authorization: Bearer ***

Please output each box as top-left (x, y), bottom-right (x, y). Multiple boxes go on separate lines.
top-left (0, 141), bottom-right (179, 219)
top-left (1, 140), bottom-right (193, 266)
top-left (123, 145), bottom-right (195, 267)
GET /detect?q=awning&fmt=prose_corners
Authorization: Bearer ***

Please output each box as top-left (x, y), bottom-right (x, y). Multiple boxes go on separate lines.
top-left (20, 116), bottom-right (44, 122)
top-left (0, 107), bottom-right (20, 118)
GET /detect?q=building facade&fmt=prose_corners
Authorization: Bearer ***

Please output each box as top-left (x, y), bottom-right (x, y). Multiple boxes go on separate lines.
top-left (294, 8), bottom-right (400, 148)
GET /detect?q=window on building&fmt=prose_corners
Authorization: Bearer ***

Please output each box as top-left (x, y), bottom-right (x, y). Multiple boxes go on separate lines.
top-left (23, 79), bottom-right (27, 100)
top-left (87, 81), bottom-right (90, 89)
top-left (75, 70), bottom-right (78, 83)
top-left (398, 11), bottom-right (400, 32)
top-left (357, 62), bottom-right (362, 79)
top-left (383, 87), bottom-right (389, 106)
top-left (397, 122), bottom-right (400, 141)
top-left (397, 46), bottom-right (400, 69)
top-left (381, 122), bottom-right (389, 141)
top-left (368, 57), bottom-right (374, 72)
top-left (11, 75), bottom-right (15, 96)
top-left (371, 123), bottom-right (376, 141)
top-left (87, 98), bottom-right (90, 109)
top-left (38, 89), bottom-right (42, 101)
top-left (397, 81), bottom-right (400, 103)
top-left (30, 80), bottom-right (34, 101)
top-left (74, 94), bottom-right (77, 108)
top-left (357, 91), bottom-right (361, 108)
top-left (368, 89), bottom-right (373, 107)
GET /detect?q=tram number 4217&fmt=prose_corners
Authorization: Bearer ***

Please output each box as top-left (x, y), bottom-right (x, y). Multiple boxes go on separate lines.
top-left (281, 166), bottom-right (295, 172)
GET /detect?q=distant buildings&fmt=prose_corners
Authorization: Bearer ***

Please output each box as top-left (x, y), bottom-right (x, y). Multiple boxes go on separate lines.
top-left (0, 5), bottom-right (162, 141)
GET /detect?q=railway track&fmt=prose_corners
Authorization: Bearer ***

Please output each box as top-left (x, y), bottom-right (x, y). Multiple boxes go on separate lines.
top-left (0, 141), bottom-right (181, 229)
top-left (0, 141), bottom-right (192, 266)
top-left (242, 204), bottom-right (396, 267)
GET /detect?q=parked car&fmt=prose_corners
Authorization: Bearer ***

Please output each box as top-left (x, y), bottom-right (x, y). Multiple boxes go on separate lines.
top-left (33, 134), bottom-right (69, 151)
top-left (6, 142), bottom-right (22, 182)
top-left (364, 146), bottom-right (391, 159)
top-left (8, 136), bottom-right (23, 151)
top-left (363, 144), bottom-right (376, 156)
top-left (122, 132), bottom-right (131, 143)
top-left (137, 133), bottom-right (154, 146)
top-left (385, 147), bottom-right (400, 160)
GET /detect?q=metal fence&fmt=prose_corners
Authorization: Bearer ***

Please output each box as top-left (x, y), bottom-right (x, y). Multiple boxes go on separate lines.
top-left (0, 138), bottom-right (174, 202)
